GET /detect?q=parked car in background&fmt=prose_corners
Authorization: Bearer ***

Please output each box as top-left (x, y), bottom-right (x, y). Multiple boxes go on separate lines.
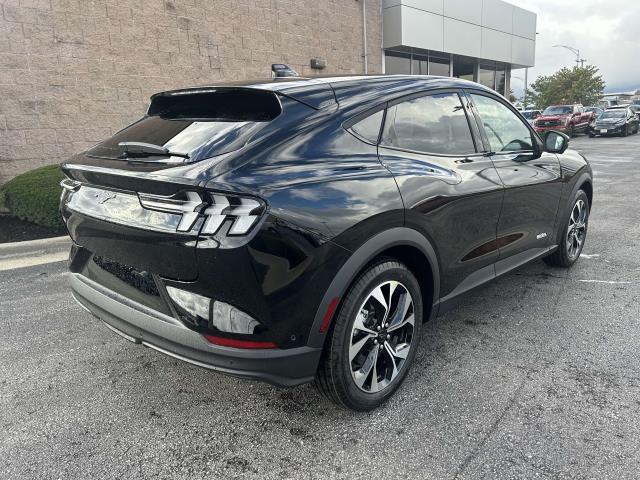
top-left (589, 107), bottom-right (640, 137)
top-left (584, 106), bottom-right (604, 119)
top-left (59, 76), bottom-right (593, 410)
top-left (534, 104), bottom-right (592, 137)
top-left (584, 106), bottom-right (604, 135)
top-left (521, 109), bottom-right (542, 126)
top-left (618, 104), bottom-right (640, 121)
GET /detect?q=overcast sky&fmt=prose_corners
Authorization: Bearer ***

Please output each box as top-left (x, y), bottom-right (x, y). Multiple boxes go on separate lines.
top-left (511, 0), bottom-right (640, 95)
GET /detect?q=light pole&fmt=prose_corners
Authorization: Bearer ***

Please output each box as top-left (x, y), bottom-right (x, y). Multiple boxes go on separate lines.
top-left (553, 45), bottom-right (586, 67)
top-left (511, 72), bottom-right (529, 109)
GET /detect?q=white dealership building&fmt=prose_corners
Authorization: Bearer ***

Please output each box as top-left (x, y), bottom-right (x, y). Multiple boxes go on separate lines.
top-left (382, 0), bottom-right (537, 96)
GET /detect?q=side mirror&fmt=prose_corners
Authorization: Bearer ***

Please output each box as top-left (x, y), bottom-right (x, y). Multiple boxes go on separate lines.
top-left (543, 131), bottom-right (570, 154)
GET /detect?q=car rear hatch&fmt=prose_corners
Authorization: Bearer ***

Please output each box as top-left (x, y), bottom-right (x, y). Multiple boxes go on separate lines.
top-left (60, 86), bottom-right (321, 282)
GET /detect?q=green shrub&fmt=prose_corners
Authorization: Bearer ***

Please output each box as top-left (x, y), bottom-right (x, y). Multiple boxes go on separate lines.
top-left (0, 164), bottom-right (65, 229)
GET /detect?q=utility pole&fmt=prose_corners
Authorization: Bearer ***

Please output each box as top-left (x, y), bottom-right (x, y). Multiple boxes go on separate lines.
top-left (553, 44), bottom-right (586, 68)
top-left (524, 67), bottom-right (528, 109)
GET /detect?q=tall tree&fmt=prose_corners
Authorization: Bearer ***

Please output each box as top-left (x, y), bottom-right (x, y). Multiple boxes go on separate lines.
top-left (529, 65), bottom-right (606, 108)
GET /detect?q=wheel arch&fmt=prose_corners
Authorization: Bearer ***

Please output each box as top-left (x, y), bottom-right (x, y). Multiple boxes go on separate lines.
top-left (579, 179), bottom-right (593, 210)
top-left (307, 227), bottom-right (440, 349)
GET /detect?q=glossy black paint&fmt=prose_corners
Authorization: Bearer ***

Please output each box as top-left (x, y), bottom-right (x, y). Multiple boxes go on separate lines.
top-left (61, 75), bottom-right (592, 384)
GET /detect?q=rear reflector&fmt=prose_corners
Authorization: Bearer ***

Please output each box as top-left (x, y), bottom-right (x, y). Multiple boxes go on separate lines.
top-left (203, 334), bottom-right (277, 349)
top-left (319, 297), bottom-right (339, 333)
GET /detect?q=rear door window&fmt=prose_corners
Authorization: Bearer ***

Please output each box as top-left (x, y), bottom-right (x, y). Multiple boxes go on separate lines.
top-left (349, 110), bottom-right (384, 144)
top-left (380, 92), bottom-right (476, 155)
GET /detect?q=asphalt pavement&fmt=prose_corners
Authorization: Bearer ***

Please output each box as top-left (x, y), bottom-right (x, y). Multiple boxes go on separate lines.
top-left (1, 134), bottom-right (639, 479)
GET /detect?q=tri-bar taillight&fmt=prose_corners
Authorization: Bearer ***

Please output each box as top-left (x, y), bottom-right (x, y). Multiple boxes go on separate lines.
top-left (61, 178), bottom-right (265, 237)
top-left (138, 191), bottom-right (265, 236)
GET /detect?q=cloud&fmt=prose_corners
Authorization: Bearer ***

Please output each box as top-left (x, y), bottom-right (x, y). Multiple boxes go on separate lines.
top-left (512, 0), bottom-right (640, 94)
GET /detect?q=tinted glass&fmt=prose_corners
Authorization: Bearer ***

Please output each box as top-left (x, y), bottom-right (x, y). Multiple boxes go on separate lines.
top-left (411, 55), bottom-right (428, 75)
top-left (479, 67), bottom-right (495, 90)
top-left (88, 116), bottom-right (267, 161)
top-left (429, 57), bottom-right (450, 76)
top-left (385, 52), bottom-right (411, 74)
top-left (350, 110), bottom-right (384, 143)
top-left (471, 94), bottom-right (533, 152)
top-left (381, 93), bottom-right (476, 155)
top-left (495, 68), bottom-right (506, 95)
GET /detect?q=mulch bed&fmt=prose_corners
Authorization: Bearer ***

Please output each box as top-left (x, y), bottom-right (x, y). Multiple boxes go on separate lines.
top-left (0, 214), bottom-right (67, 244)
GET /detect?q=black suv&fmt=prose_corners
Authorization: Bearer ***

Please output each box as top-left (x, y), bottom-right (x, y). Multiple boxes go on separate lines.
top-left (61, 76), bottom-right (592, 410)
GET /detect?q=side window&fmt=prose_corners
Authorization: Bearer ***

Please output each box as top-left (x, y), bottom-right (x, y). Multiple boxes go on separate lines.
top-left (380, 92), bottom-right (476, 155)
top-left (470, 94), bottom-right (534, 152)
top-left (350, 110), bottom-right (384, 144)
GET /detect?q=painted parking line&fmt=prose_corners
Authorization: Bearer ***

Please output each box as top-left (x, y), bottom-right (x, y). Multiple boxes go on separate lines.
top-left (578, 279), bottom-right (632, 284)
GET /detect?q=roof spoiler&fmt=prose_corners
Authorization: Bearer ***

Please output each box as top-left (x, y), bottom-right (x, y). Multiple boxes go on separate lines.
top-left (150, 81), bottom-right (337, 113)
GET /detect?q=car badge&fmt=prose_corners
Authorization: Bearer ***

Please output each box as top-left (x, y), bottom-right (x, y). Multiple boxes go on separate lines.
top-left (95, 191), bottom-right (117, 205)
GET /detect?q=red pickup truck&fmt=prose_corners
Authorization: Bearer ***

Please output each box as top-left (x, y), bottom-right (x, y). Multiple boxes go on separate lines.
top-left (533, 104), bottom-right (594, 137)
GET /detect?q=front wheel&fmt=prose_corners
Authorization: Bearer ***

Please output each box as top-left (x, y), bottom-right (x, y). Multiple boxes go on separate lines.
top-left (544, 190), bottom-right (590, 268)
top-left (314, 260), bottom-right (423, 411)
top-left (622, 125), bottom-right (628, 137)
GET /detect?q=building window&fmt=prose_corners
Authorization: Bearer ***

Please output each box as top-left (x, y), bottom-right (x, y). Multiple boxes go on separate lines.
top-left (429, 56), bottom-right (450, 76)
top-left (385, 51), bottom-right (411, 74)
top-left (411, 54), bottom-right (428, 75)
top-left (496, 67), bottom-right (506, 96)
top-left (478, 62), bottom-right (507, 96)
top-left (386, 49), bottom-right (452, 76)
top-left (452, 55), bottom-right (476, 81)
top-left (479, 63), bottom-right (496, 90)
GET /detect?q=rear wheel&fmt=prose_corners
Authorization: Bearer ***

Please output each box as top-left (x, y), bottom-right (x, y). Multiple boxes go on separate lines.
top-left (314, 260), bottom-right (423, 411)
top-left (568, 125), bottom-right (575, 138)
top-left (544, 190), bottom-right (589, 268)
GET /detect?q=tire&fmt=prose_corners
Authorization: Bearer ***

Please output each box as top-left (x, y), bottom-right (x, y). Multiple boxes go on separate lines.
top-left (622, 125), bottom-right (628, 137)
top-left (314, 260), bottom-right (423, 411)
top-left (544, 190), bottom-right (590, 268)
top-left (568, 125), bottom-right (575, 138)
top-left (588, 132), bottom-right (595, 138)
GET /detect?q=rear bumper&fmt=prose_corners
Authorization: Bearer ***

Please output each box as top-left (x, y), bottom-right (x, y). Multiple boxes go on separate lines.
top-left (70, 272), bottom-right (322, 387)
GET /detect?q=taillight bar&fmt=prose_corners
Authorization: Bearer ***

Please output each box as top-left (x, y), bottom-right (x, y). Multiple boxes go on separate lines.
top-left (60, 178), bottom-right (265, 237)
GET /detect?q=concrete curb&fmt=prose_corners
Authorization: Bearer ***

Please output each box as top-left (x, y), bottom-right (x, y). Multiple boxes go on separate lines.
top-left (0, 235), bottom-right (71, 271)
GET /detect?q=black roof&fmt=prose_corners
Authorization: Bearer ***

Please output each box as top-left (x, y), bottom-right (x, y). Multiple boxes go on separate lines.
top-left (154, 75), bottom-right (496, 110)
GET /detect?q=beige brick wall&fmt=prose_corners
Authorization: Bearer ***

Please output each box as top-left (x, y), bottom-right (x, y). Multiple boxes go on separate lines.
top-left (0, 0), bottom-right (382, 184)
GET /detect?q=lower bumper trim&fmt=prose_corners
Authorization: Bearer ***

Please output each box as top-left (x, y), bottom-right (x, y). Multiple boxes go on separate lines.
top-left (70, 273), bottom-right (321, 387)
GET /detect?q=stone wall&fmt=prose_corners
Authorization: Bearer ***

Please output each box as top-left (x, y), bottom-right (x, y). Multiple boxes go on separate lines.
top-left (0, 0), bottom-right (382, 183)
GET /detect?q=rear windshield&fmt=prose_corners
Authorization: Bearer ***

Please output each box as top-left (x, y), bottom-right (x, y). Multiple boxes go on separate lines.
top-left (543, 106), bottom-right (572, 115)
top-left (521, 111), bottom-right (537, 119)
top-left (88, 89), bottom-right (281, 162)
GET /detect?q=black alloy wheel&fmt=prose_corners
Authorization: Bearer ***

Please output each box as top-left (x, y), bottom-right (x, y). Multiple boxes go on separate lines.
top-left (315, 260), bottom-right (423, 411)
top-left (544, 190), bottom-right (589, 268)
